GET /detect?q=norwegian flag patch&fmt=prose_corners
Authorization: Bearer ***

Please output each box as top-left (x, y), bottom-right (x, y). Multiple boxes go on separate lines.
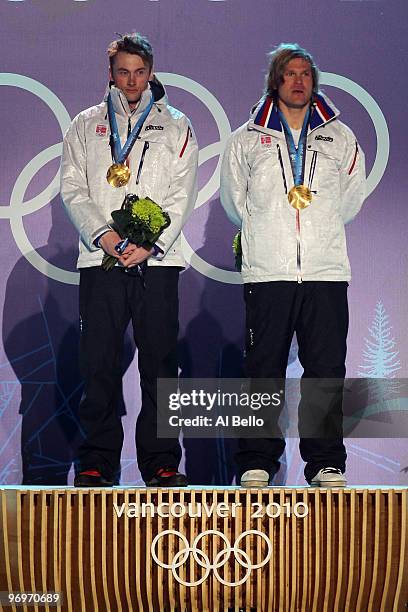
top-left (96, 124), bottom-right (107, 136)
top-left (261, 135), bottom-right (272, 147)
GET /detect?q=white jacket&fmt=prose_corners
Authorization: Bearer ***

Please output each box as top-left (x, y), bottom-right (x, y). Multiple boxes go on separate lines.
top-left (61, 80), bottom-right (198, 269)
top-left (220, 93), bottom-right (366, 283)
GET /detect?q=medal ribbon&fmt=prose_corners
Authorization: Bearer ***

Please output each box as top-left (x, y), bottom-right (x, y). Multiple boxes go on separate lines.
top-left (278, 107), bottom-right (310, 187)
top-left (107, 90), bottom-right (154, 164)
top-left (278, 108), bottom-right (310, 283)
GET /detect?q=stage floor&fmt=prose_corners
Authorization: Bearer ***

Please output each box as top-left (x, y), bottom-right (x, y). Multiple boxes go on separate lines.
top-left (2, 484), bottom-right (408, 490)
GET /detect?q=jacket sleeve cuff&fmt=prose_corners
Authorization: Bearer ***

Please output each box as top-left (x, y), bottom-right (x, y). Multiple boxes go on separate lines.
top-left (151, 237), bottom-right (167, 260)
top-left (90, 225), bottom-right (113, 250)
top-left (151, 243), bottom-right (164, 258)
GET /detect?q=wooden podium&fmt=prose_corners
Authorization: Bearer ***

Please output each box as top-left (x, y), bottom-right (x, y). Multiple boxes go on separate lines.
top-left (1, 487), bottom-right (407, 611)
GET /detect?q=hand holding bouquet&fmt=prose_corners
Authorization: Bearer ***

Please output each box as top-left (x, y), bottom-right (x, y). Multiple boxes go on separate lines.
top-left (102, 194), bottom-right (170, 271)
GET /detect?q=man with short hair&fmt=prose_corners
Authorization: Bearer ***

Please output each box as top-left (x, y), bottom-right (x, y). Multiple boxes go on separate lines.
top-left (220, 43), bottom-right (365, 488)
top-left (61, 33), bottom-right (198, 487)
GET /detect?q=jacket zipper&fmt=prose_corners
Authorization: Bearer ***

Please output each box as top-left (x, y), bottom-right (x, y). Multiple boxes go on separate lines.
top-left (136, 141), bottom-right (149, 185)
top-left (295, 210), bottom-right (302, 284)
top-left (308, 151), bottom-right (317, 191)
top-left (276, 144), bottom-right (287, 194)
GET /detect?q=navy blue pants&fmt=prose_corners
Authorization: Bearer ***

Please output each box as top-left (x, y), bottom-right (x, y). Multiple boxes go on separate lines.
top-left (236, 281), bottom-right (348, 483)
top-left (77, 265), bottom-right (182, 482)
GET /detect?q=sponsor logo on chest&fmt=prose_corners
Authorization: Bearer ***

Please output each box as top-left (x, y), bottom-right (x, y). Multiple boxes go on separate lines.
top-left (145, 125), bottom-right (164, 131)
top-left (315, 134), bottom-right (333, 142)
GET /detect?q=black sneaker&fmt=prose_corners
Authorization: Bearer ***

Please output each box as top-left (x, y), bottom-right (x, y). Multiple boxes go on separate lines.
top-left (74, 469), bottom-right (116, 487)
top-left (145, 467), bottom-right (188, 487)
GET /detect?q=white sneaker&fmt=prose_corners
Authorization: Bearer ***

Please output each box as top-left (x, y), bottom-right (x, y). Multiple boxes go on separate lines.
top-left (310, 467), bottom-right (347, 488)
top-left (240, 469), bottom-right (269, 488)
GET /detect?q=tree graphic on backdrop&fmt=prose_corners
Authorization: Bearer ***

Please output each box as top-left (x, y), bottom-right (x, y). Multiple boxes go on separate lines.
top-left (359, 300), bottom-right (401, 379)
top-left (357, 301), bottom-right (406, 480)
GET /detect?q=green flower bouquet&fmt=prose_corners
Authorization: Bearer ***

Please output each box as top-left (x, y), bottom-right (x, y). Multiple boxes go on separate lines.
top-left (102, 194), bottom-right (171, 271)
top-left (232, 230), bottom-right (242, 272)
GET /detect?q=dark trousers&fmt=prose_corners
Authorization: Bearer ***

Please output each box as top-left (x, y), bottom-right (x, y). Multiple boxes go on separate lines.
top-left (77, 266), bottom-right (182, 482)
top-left (237, 281), bottom-right (348, 483)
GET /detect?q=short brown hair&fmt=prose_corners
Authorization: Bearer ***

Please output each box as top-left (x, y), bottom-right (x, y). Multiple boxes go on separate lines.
top-left (265, 43), bottom-right (319, 97)
top-left (107, 33), bottom-right (153, 70)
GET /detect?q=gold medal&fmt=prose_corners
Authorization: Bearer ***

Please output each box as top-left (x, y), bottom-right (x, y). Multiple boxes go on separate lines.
top-left (288, 185), bottom-right (312, 210)
top-left (106, 163), bottom-right (131, 188)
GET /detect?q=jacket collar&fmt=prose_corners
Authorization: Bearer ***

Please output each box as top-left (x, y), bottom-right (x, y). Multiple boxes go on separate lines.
top-left (249, 92), bottom-right (339, 136)
top-left (103, 78), bottom-right (167, 118)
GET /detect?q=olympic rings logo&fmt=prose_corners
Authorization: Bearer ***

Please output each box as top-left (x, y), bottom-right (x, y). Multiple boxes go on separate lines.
top-left (151, 528), bottom-right (272, 587)
top-left (1, 71), bottom-right (389, 285)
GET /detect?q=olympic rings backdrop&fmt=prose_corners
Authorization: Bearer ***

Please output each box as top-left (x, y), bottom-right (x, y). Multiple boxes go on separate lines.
top-left (1, 0), bottom-right (407, 485)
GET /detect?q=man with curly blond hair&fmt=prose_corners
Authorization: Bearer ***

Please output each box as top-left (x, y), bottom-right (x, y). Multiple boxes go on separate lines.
top-left (221, 43), bottom-right (366, 488)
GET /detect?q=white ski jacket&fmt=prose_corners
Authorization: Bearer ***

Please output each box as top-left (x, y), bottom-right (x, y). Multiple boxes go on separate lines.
top-left (61, 80), bottom-right (198, 269)
top-left (220, 93), bottom-right (366, 283)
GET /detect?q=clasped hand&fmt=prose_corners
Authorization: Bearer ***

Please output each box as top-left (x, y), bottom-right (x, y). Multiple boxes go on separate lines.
top-left (99, 231), bottom-right (153, 267)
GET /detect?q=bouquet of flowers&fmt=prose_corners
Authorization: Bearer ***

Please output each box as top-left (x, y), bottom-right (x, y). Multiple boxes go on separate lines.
top-left (232, 230), bottom-right (242, 272)
top-left (102, 194), bottom-right (171, 271)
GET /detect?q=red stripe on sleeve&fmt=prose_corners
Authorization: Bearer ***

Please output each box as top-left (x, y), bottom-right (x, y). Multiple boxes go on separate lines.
top-left (348, 142), bottom-right (358, 175)
top-left (179, 127), bottom-right (192, 158)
